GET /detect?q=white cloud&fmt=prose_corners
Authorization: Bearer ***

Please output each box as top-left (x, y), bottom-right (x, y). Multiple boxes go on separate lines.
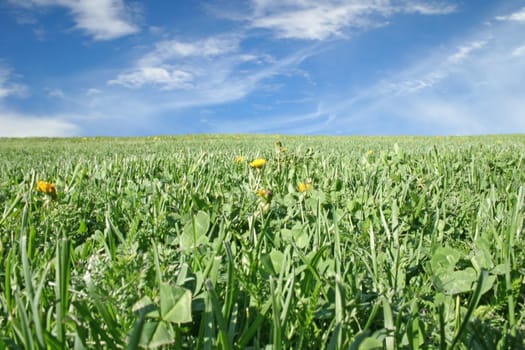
top-left (107, 34), bottom-right (247, 91)
top-left (9, 0), bottom-right (139, 40)
top-left (0, 66), bottom-right (27, 99)
top-left (247, 0), bottom-right (456, 40)
top-left (374, 38), bottom-right (489, 96)
top-left (0, 111), bottom-right (80, 137)
top-left (47, 88), bottom-right (65, 98)
top-left (496, 7), bottom-right (525, 22)
top-left (100, 39), bottom-right (316, 128)
top-left (248, 18), bottom-right (525, 135)
top-left (402, 1), bottom-right (457, 15)
top-left (251, 4), bottom-right (367, 40)
top-left (447, 40), bottom-right (488, 64)
top-left (108, 66), bottom-right (193, 89)
top-left (86, 88), bottom-right (101, 95)
top-left (106, 28), bottom-right (313, 104)
top-left (138, 35), bottom-right (240, 66)
top-left (0, 65), bottom-right (80, 137)
top-left (381, 71), bottom-right (447, 95)
top-left (513, 45), bottom-right (525, 57)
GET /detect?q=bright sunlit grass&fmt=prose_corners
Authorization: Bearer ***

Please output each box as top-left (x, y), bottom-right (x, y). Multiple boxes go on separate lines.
top-left (0, 134), bottom-right (523, 349)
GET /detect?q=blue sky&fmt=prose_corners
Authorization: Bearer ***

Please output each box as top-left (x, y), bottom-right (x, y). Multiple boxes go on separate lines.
top-left (1, 0), bottom-right (524, 137)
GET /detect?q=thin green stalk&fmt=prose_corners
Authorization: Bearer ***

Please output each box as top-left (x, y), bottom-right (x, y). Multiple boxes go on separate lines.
top-left (449, 271), bottom-right (487, 349)
top-left (55, 238), bottom-right (71, 345)
top-left (269, 277), bottom-right (282, 350)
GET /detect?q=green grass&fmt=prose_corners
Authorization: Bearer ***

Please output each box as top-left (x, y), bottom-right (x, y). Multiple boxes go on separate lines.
top-left (0, 134), bottom-right (524, 349)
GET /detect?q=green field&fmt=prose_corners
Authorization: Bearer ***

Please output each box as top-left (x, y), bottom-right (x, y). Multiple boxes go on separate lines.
top-left (0, 135), bottom-right (524, 349)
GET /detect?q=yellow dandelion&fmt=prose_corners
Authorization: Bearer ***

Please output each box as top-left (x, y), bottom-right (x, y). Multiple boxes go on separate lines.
top-left (36, 180), bottom-right (57, 197)
top-left (256, 189), bottom-right (273, 202)
top-left (234, 156), bottom-right (245, 163)
top-left (297, 181), bottom-right (313, 192)
top-left (367, 150), bottom-right (373, 156)
top-left (249, 158), bottom-right (266, 168)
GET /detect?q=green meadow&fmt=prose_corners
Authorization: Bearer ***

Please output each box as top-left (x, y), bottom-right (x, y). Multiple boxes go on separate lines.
top-left (0, 135), bottom-right (524, 349)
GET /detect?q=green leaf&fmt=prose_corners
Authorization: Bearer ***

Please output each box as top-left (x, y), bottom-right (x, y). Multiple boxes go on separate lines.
top-left (193, 211), bottom-right (211, 237)
top-left (471, 238), bottom-right (494, 272)
top-left (282, 225), bottom-right (309, 249)
top-left (132, 296), bottom-right (158, 318)
top-left (293, 228), bottom-right (309, 249)
top-left (139, 320), bottom-right (174, 349)
top-left (160, 283), bottom-right (192, 324)
top-left (261, 249), bottom-right (285, 276)
top-left (406, 317), bottom-right (424, 350)
top-left (358, 337), bottom-right (383, 350)
top-left (431, 246), bottom-right (462, 274)
top-left (270, 249), bottom-right (285, 275)
top-left (180, 211), bottom-right (210, 250)
top-left (435, 268), bottom-right (478, 295)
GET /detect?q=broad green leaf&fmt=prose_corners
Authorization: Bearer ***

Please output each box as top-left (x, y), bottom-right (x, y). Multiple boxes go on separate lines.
top-left (431, 246), bottom-right (462, 273)
top-left (139, 321), bottom-right (174, 349)
top-left (193, 211), bottom-right (210, 237)
top-left (261, 249), bottom-right (285, 276)
top-left (293, 229), bottom-right (309, 249)
top-left (480, 275), bottom-right (496, 296)
top-left (269, 249), bottom-right (285, 275)
top-left (358, 337), bottom-right (383, 350)
top-left (160, 283), bottom-right (192, 324)
top-left (282, 225), bottom-right (309, 248)
top-left (132, 296), bottom-right (158, 318)
top-left (435, 268), bottom-right (478, 295)
top-left (471, 238), bottom-right (494, 272)
top-left (180, 211), bottom-right (210, 250)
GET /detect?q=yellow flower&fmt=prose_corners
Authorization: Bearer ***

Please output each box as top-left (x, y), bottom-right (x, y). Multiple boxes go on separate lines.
top-left (249, 158), bottom-right (266, 168)
top-left (234, 156), bottom-right (245, 163)
top-left (36, 180), bottom-right (57, 197)
top-left (367, 150), bottom-right (373, 156)
top-left (297, 181), bottom-right (312, 193)
top-left (256, 189), bottom-right (273, 202)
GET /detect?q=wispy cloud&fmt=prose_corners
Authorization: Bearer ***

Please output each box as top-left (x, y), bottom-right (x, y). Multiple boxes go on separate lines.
top-left (107, 34), bottom-right (243, 90)
top-left (0, 66), bottom-right (27, 99)
top-left (108, 67), bottom-right (194, 89)
top-left (372, 39), bottom-right (489, 96)
top-left (0, 64), bottom-right (80, 137)
top-left (8, 0), bottom-right (139, 40)
top-left (106, 31), bottom-right (315, 110)
top-left (138, 35), bottom-right (241, 66)
top-left (246, 0), bottom-right (456, 40)
top-left (46, 88), bottom-right (65, 98)
top-left (401, 1), bottom-right (457, 15)
top-left (226, 15), bottom-right (525, 135)
top-left (86, 88), bottom-right (101, 96)
top-left (513, 44), bottom-right (525, 57)
top-left (496, 7), bottom-right (525, 22)
top-left (447, 40), bottom-right (488, 64)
